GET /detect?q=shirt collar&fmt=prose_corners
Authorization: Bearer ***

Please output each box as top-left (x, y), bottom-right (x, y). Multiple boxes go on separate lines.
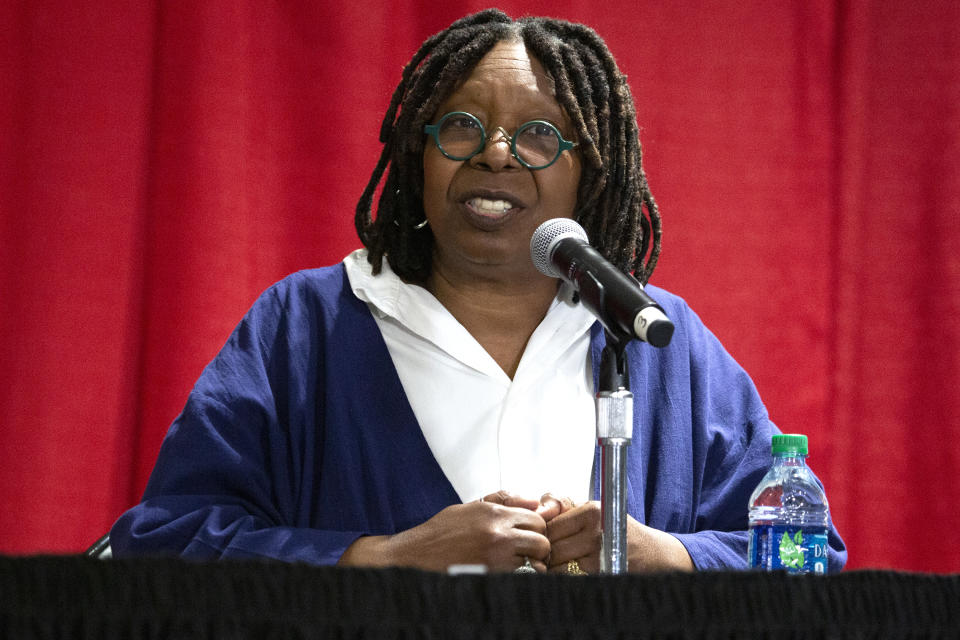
top-left (343, 248), bottom-right (595, 376)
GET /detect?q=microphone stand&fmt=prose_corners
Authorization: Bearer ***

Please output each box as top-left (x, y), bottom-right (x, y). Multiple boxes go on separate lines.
top-left (597, 330), bottom-right (632, 574)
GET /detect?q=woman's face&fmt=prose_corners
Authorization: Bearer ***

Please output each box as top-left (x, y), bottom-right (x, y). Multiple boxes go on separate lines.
top-left (422, 39), bottom-right (582, 283)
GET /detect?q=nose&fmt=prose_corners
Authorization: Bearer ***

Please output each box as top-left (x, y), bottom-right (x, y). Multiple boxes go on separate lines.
top-left (470, 127), bottom-right (519, 171)
top-left (489, 127), bottom-right (511, 143)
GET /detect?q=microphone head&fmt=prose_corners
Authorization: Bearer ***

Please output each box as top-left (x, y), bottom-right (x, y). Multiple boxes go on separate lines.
top-left (530, 218), bottom-right (589, 278)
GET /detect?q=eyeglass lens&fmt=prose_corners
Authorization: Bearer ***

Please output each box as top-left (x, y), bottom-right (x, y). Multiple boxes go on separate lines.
top-left (435, 114), bottom-right (562, 168)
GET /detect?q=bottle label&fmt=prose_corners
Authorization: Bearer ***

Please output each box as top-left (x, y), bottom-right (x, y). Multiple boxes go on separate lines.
top-left (748, 525), bottom-right (828, 574)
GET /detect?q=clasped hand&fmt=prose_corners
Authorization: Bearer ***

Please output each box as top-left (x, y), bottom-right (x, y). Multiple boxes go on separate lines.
top-left (339, 491), bottom-right (693, 573)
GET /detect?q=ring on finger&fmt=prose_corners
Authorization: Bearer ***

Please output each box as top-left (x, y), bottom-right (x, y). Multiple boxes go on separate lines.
top-left (514, 556), bottom-right (536, 575)
top-left (565, 559), bottom-right (587, 575)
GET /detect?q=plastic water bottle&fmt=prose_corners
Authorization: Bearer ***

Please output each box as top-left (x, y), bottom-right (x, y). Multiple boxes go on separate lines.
top-left (748, 434), bottom-right (830, 574)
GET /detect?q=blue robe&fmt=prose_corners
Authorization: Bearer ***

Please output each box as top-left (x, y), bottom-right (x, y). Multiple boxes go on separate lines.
top-left (111, 264), bottom-right (846, 571)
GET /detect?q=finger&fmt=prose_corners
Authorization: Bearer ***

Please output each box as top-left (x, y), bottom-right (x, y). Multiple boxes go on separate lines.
top-left (507, 556), bottom-right (548, 574)
top-left (501, 494), bottom-right (541, 511)
top-left (486, 529), bottom-right (549, 572)
top-left (578, 554), bottom-right (600, 574)
top-left (512, 555), bottom-right (549, 573)
top-left (503, 505), bottom-right (547, 535)
top-left (536, 493), bottom-right (574, 521)
top-left (546, 502), bottom-right (599, 541)
top-left (481, 491), bottom-right (541, 512)
top-left (546, 556), bottom-right (596, 575)
top-left (548, 530), bottom-right (600, 566)
top-left (511, 528), bottom-right (552, 563)
top-left (542, 492), bottom-right (575, 511)
top-left (476, 500), bottom-right (548, 535)
top-left (480, 490), bottom-right (512, 504)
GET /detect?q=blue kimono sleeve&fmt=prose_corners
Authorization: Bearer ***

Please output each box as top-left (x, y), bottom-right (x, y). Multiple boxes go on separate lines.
top-left (640, 288), bottom-right (846, 573)
top-left (669, 416), bottom-right (848, 574)
top-left (110, 277), bottom-right (366, 565)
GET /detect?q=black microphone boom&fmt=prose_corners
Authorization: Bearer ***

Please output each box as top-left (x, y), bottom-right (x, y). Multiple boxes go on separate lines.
top-left (530, 218), bottom-right (674, 348)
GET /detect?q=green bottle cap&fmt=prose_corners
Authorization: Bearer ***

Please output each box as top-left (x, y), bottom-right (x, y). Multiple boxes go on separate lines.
top-left (772, 434), bottom-right (808, 455)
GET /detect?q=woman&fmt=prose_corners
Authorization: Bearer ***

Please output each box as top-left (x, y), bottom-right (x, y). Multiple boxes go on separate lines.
top-left (110, 10), bottom-right (846, 574)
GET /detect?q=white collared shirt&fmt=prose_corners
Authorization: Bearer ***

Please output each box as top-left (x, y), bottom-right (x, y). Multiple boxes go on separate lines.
top-left (343, 249), bottom-right (597, 503)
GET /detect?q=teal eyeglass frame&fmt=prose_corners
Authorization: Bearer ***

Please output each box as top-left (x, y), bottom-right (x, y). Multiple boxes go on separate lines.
top-left (424, 111), bottom-right (577, 170)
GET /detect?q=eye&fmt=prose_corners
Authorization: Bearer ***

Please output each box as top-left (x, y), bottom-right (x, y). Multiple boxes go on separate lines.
top-left (528, 122), bottom-right (557, 138)
top-left (445, 114), bottom-right (481, 130)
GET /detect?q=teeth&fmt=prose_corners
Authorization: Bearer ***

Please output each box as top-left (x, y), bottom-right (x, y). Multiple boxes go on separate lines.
top-left (468, 197), bottom-right (514, 214)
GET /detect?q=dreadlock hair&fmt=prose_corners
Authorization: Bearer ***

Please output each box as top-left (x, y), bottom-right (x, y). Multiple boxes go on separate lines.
top-left (354, 9), bottom-right (663, 284)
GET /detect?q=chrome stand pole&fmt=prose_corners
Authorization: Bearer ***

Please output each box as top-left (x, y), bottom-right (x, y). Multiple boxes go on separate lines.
top-left (596, 339), bottom-right (633, 575)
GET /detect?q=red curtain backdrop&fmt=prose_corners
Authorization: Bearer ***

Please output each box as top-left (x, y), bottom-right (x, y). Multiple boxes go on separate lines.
top-left (2, 1), bottom-right (958, 573)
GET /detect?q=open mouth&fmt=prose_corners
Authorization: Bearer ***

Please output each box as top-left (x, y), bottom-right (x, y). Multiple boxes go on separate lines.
top-left (465, 196), bottom-right (518, 216)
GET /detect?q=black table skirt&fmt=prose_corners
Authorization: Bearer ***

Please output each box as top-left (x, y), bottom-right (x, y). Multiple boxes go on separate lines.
top-left (2, 556), bottom-right (958, 639)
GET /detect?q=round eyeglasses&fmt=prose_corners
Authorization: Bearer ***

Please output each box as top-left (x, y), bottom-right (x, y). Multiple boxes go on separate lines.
top-left (424, 111), bottom-right (578, 170)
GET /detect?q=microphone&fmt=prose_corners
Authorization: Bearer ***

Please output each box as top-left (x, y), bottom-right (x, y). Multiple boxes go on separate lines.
top-left (530, 218), bottom-right (674, 348)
